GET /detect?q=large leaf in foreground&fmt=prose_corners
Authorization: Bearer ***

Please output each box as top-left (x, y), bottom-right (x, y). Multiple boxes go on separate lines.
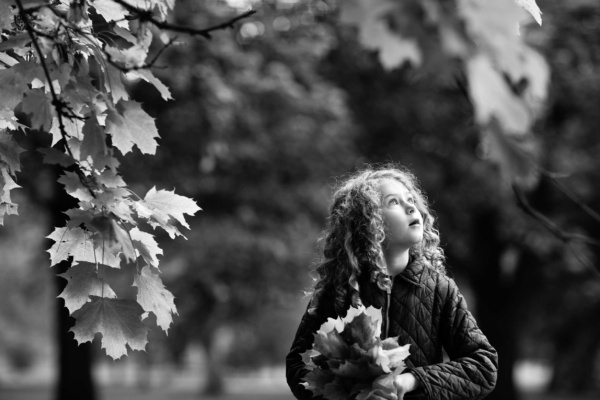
top-left (70, 296), bottom-right (149, 360)
top-left (57, 263), bottom-right (117, 314)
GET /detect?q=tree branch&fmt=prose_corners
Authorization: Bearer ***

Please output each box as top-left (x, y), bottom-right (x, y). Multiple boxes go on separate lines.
top-left (542, 171), bottom-right (600, 226)
top-left (512, 184), bottom-right (600, 276)
top-left (15, 0), bottom-right (95, 198)
top-left (109, 0), bottom-right (256, 38)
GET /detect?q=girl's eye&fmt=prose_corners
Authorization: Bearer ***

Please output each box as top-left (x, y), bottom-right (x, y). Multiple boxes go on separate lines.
top-left (408, 198), bottom-right (415, 204)
top-left (389, 199), bottom-right (399, 205)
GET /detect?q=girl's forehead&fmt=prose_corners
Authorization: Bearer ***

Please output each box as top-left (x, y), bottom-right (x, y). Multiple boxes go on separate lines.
top-left (378, 178), bottom-right (411, 195)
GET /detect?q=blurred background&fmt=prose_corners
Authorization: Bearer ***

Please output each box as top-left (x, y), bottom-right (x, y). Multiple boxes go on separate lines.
top-left (1, 0), bottom-right (600, 399)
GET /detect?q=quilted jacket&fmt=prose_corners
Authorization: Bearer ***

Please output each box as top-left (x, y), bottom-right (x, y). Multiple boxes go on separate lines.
top-left (286, 261), bottom-right (498, 400)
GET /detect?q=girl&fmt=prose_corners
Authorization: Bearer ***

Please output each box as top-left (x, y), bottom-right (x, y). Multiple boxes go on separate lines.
top-left (286, 166), bottom-right (498, 400)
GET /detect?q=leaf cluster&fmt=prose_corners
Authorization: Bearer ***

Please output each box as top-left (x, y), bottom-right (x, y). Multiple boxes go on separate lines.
top-left (0, 0), bottom-right (208, 359)
top-left (301, 305), bottom-right (410, 400)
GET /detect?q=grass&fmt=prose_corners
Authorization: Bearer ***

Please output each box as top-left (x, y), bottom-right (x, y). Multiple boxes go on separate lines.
top-left (1, 387), bottom-right (598, 400)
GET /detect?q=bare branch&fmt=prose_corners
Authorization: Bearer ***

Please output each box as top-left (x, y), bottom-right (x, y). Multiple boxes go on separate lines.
top-left (542, 171), bottom-right (600, 226)
top-left (109, 0), bottom-right (256, 38)
top-left (512, 184), bottom-right (600, 275)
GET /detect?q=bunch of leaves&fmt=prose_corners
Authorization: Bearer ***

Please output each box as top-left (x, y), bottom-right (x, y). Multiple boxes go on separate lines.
top-left (338, 0), bottom-right (547, 189)
top-left (301, 305), bottom-right (410, 400)
top-left (0, 0), bottom-right (257, 359)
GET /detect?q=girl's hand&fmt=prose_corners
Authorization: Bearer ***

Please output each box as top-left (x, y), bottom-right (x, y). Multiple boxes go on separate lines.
top-left (393, 373), bottom-right (420, 399)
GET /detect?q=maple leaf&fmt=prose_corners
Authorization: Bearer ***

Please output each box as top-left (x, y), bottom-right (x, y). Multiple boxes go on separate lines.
top-left (96, 168), bottom-right (126, 188)
top-left (21, 89), bottom-right (54, 132)
top-left (313, 328), bottom-right (351, 360)
top-left (0, 0), bottom-right (14, 31)
top-left (92, 0), bottom-right (128, 24)
top-left (38, 148), bottom-right (76, 167)
top-left (134, 187), bottom-right (201, 238)
top-left (88, 215), bottom-right (137, 263)
top-left (0, 130), bottom-right (25, 175)
top-left (50, 116), bottom-right (85, 146)
top-left (301, 368), bottom-right (335, 397)
top-left (58, 171), bottom-right (95, 202)
top-left (57, 262), bottom-right (117, 314)
top-left (466, 54), bottom-right (531, 135)
top-left (515, 0), bottom-right (542, 26)
top-left (0, 67), bottom-right (28, 111)
top-left (0, 109), bottom-right (26, 131)
top-left (104, 63), bottom-right (129, 104)
top-left (0, 166), bottom-right (19, 225)
top-left (133, 266), bottom-right (177, 332)
top-left (105, 45), bottom-right (148, 69)
top-left (70, 296), bottom-right (149, 359)
top-left (0, 52), bottom-right (19, 67)
top-left (80, 115), bottom-right (109, 166)
top-left (323, 379), bottom-right (352, 400)
top-left (0, 33), bottom-right (30, 52)
top-left (130, 227), bottom-right (163, 270)
top-left (105, 101), bottom-right (160, 155)
top-left (340, 0), bottom-right (421, 69)
top-left (47, 226), bottom-right (122, 268)
top-left (126, 70), bottom-right (173, 101)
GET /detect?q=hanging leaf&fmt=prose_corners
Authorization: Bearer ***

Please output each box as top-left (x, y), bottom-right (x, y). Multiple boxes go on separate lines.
top-left (21, 89), bottom-right (54, 132)
top-left (104, 63), bottom-right (129, 104)
top-left (47, 226), bottom-right (122, 268)
top-left (130, 227), bottom-right (163, 270)
top-left (0, 130), bottom-right (25, 175)
top-left (58, 171), bottom-right (95, 202)
top-left (80, 115), bottom-right (109, 166)
top-left (126, 69), bottom-right (173, 101)
top-left (70, 296), bottom-right (149, 360)
top-left (515, 0), bottom-right (542, 25)
top-left (133, 266), bottom-right (177, 332)
top-left (0, 0), bottom-right (14, 31)
top-left (466, 54), bottom-right (531, 135)
top-left (340, 0), bottom-right (421, 69)
top-left (0, 165), bottom-right (19, 224)
top-left (38, 148), bottom-right (76, 167)
top-left (57, 262), bottom-right (117, 314)
top-left (133, 187), bottom-right (201, 238)
top-left (105, 100), bottom-right (160, 155)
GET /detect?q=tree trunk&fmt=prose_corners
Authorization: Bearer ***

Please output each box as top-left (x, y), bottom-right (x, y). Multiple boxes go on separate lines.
top-left (469, 209), bottom-right (519, 400)
top-left (549, 301), bottom-right (600, 393)
top-left (54, 261), bottom-right (97, 400)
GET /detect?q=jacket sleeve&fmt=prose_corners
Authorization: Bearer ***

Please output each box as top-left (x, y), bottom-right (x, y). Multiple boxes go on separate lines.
top-left (408, 279), bottom-right (498, 400)
top-left (286, 300), bottom-right (326, 400)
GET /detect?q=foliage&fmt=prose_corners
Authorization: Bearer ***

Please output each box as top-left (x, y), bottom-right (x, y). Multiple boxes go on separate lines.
top-left (301, 305), bottom-right (410, 400)
top-left (0, 0), bottom-right (208, 359)
top-left (338, 0), bottom-right (547, 188)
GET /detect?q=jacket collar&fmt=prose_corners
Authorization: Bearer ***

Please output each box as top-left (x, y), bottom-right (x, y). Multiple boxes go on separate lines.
top-left (396, 259), bottom-right (425, 287)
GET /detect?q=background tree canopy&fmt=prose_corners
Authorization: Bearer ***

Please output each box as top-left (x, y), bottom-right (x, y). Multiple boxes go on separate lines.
top-left (1, 1), bottom-right (600, 400)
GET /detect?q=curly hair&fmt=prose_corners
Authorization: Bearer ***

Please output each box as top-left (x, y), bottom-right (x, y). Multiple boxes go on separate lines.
top-left (308, 165), bottom-right (445, 315)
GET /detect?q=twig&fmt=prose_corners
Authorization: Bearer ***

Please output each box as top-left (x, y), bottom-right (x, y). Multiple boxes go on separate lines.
top-left (109, 0), bottom-right (256, 39)
top-left (513, 184), bottom-right (600, 276)
top-left (103, 36), bottom-right (177, 72)
top-left (542, 171), bottom-right (600, 226)
top-left (15, 0), bottom-right (95, 198)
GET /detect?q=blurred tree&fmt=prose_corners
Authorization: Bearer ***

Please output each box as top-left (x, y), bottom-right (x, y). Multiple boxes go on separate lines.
top-left (121, 0), bottom-right (358, 393)
top-left (318, 2), bottom-right (599, 399)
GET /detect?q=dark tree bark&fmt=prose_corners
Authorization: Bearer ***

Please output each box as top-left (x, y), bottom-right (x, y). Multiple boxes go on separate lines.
top-left (54, 261), bottom-right (97, 400)
top-left (16, 128), bottom-right (97, 400)
top-left (468, 209), bottom-right (519, 400)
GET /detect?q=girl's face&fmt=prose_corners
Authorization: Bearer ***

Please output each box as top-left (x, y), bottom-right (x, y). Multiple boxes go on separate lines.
top-left (379, 178), bottom-right (424, 249)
